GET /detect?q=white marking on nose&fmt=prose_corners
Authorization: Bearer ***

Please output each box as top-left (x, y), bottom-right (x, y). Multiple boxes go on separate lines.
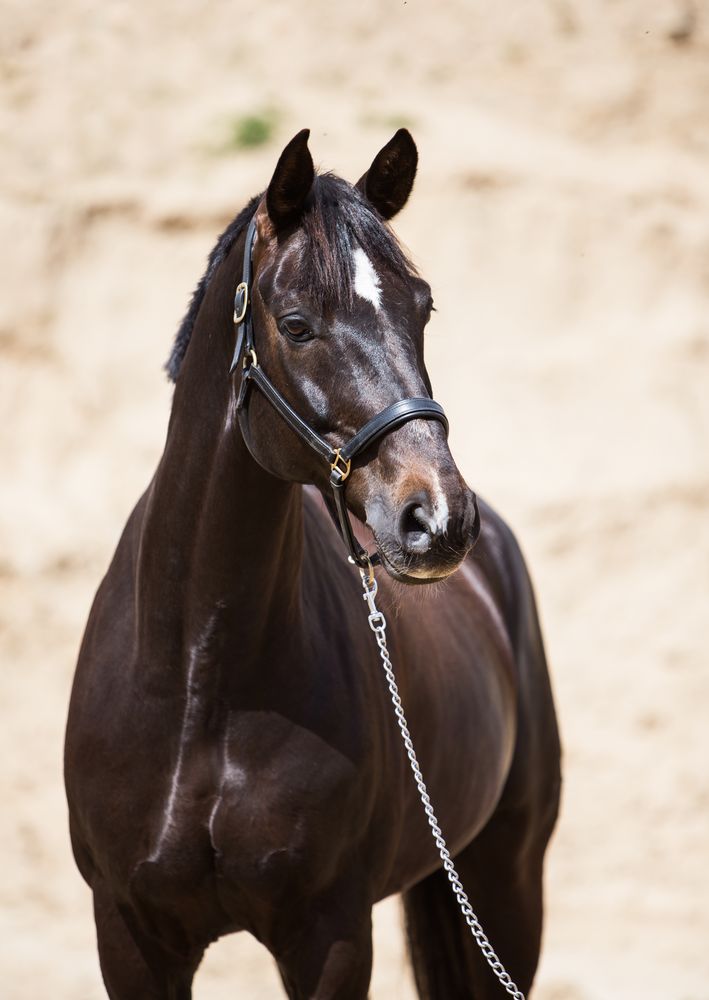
top-left (428, 472), bottom-right (450, 536)
top-left (353, 247), bottom-right (381, 310)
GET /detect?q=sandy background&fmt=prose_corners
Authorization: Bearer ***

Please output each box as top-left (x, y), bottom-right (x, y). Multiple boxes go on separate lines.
top-left (1, 1), bottom-right (708, 997)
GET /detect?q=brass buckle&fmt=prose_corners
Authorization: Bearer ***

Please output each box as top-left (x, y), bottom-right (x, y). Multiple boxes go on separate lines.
top-left (243, 347), bottom-right (258, 369)
top-left (233, 282), bottom-right (249, 325)
top-left (330, 449), bottom-right (351, 483)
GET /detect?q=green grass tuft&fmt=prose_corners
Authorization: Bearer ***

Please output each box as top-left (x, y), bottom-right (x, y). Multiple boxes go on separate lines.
top-left (227, 111), bottom-right (278, 150)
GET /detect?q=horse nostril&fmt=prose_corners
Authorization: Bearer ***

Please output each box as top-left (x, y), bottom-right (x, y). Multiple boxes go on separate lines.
top-left (399, 497), bottom-right (433, 553)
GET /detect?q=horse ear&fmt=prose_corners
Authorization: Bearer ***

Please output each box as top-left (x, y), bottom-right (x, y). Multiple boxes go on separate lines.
top-left (266, 129), bottom-right (315, 230)
top-left (356, 129), bottom-right (418, 220)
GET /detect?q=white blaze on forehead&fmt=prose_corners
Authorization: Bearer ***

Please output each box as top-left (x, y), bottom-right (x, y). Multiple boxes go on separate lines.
top-left (353, 247), bottom-right (382, 310)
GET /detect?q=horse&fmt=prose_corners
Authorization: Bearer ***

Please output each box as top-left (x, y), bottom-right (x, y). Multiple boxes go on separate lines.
top-left (64, 128), bottom-right (561, 999)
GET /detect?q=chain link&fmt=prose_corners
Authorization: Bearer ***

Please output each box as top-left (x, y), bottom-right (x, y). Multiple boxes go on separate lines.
top-left (359, 568), bottom-right (525, 1000)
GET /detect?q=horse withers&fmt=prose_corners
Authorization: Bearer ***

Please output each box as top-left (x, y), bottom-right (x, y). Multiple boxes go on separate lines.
top-left (65, 128), bottom-right (561, 999)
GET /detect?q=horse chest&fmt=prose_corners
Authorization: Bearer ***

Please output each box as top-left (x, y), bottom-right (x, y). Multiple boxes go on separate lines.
top-left (209, 745), bottom-right (362, 898)
top-left (131, 720), bottom-right (362, 913)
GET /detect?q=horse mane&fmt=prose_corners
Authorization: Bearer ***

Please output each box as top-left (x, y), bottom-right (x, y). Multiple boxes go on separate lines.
top-left (165, 193), bottom-right (261, 382)
top-left (165, 173), bottom-right (416, 383)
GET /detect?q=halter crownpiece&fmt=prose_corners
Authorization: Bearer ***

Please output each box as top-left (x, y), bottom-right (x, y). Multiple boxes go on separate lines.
top-left (229, 217), bottom-right (449, 569)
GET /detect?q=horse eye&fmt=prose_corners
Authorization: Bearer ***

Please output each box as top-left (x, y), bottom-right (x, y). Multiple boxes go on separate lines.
top-left (280, 317), bottom-right (312, 342)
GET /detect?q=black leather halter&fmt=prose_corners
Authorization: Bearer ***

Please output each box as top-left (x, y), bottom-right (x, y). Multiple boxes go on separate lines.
top-left (229, 217), bottom-right (449, 569)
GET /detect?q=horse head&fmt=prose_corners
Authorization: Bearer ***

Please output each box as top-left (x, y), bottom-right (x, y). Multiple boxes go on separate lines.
top-left (236, 129), bottom-right (480, 584)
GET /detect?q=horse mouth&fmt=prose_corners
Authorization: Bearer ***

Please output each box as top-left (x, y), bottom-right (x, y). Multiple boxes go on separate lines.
top-left (374, 540), bottom-right (461, 586)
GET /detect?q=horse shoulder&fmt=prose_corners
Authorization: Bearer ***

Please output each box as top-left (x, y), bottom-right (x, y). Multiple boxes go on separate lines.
top-left (471, 498), bottom-right (562, 828)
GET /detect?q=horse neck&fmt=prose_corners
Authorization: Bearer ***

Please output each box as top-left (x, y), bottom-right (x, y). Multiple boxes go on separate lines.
top-left (136, 234), bottom-right (304, 677)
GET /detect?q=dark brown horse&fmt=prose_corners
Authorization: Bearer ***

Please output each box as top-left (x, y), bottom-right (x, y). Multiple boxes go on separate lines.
top-left (65, 129), bottom-right (561, 999)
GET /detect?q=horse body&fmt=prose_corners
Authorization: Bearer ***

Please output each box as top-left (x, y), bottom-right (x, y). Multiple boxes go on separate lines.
top-left (65, 130), bottom-right (560, 998)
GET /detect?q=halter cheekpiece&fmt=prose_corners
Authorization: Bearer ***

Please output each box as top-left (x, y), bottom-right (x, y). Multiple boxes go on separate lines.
top-left (229, 216), bottom-right (449, 569)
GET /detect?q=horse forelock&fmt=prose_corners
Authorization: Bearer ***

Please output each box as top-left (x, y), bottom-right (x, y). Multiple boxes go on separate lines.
top-left (298, 173), bottom-right (417, 311)
top-left (165, 174), bottom-right (417, 383)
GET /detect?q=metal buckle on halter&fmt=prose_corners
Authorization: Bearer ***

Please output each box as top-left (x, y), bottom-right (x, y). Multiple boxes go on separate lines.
top-left (356, 554), bottom-right (376, 588)
top-left (329, 449), bottom-right (351, 484)
top-left (233, 282), bottom-right (249, 325)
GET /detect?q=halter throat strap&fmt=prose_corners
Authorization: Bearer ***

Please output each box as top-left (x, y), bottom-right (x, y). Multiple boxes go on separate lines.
top-left (229, 217), bottom-right (449, 568)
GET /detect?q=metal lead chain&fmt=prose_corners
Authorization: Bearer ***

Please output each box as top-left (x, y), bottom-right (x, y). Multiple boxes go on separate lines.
top-left (359, 567), bottom-right (525, 1000)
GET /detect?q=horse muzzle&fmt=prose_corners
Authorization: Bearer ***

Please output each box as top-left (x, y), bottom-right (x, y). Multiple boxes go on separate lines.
top-left (367, 485), bottom-right (481, 585)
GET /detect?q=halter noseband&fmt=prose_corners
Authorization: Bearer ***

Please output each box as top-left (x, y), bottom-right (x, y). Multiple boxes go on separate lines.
top-left (229, 217), bottom-right (449, 570)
